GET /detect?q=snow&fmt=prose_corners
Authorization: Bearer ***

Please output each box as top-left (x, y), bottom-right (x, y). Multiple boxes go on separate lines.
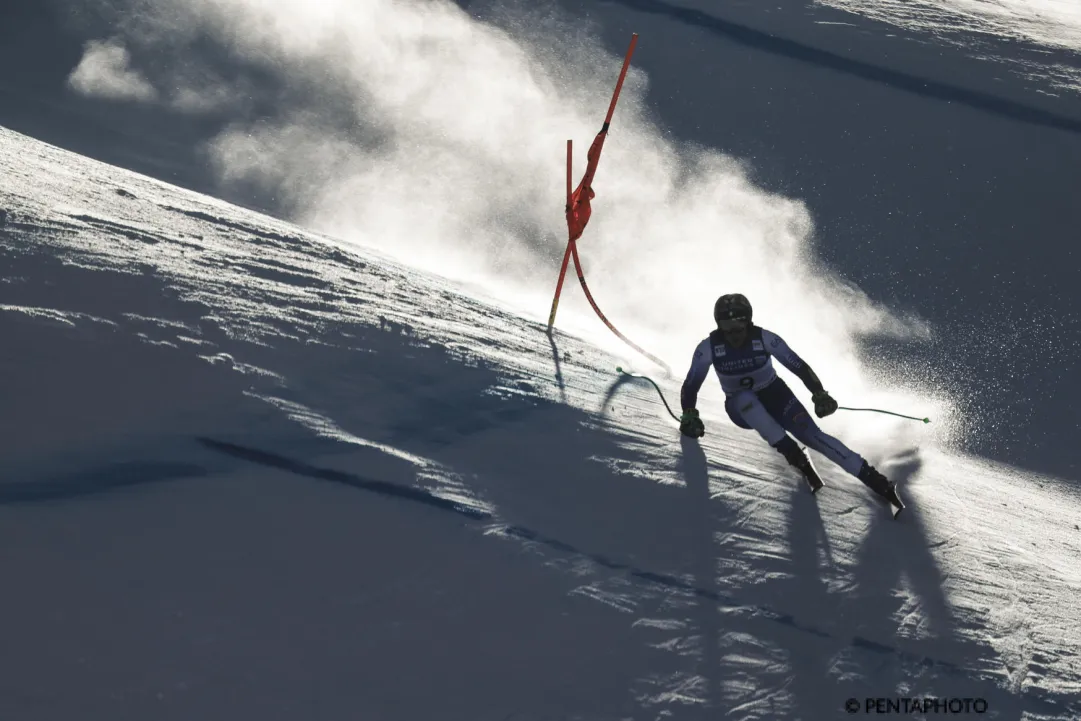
top-left (2, 124), bottom-right (1079, 719)
top-left (817, 0), bottom-right (1081, 53)
top-left (814, 0), bottom-right (1081, 93)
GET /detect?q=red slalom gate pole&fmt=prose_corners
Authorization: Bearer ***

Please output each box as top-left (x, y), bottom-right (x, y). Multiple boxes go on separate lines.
top-left (603, 33), bottom-right (638, 129)
top-left (547, 34), bottom-right (638, 332)
top-left (567, 138), bottom-right (573, 216)
top-left (564, 34), bottom-right (668, 371)
top-left (547, 139), bottom-right (574, 331)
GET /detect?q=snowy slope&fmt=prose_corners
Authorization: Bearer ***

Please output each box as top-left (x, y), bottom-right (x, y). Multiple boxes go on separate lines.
top-left (817, 0), bottom-right (1081, 53)
top-left (813, 0), bottom-right (1081, 92)
top-left (2, 126), bottom-right (1080, 720)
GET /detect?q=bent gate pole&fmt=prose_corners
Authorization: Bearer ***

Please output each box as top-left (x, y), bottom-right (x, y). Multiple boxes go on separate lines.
top-left (546, 35), bottom-right (665, 371)
top-left (546, 33), bottom-right (639, 331)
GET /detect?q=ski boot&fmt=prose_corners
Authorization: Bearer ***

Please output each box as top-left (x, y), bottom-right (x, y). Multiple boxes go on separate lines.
top-left (858, 461), bottom-right (905, 518)
top-left (774, 436), bottom-right (823, 493)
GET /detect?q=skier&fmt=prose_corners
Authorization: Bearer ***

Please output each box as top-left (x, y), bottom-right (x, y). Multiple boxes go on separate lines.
top-left (679, 293), bottom-right (903, 513)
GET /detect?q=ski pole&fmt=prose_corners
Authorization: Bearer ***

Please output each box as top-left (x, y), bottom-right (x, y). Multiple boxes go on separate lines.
top-left (838, 406), bottom-right (931, 424)
top-left (616, 367), bottom-right (680, 421)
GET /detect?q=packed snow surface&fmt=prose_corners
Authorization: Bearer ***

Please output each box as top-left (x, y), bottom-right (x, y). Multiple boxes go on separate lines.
top-left (1, 126), bottom-right (1079, 720)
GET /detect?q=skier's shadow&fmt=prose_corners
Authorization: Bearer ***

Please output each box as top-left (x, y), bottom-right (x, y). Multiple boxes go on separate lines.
top-left (679, 435), bottom-right (726, 715)
top-left (842, 452), bottom-right (958, 696)
top-left (680, 436), bottom-right (845, 718)
top-left (779, 469), bottom-right (841, 719)
top-left (850, 451), bottom-right (954, 645)
top-left (843, 450), bottom-right (1028, 716)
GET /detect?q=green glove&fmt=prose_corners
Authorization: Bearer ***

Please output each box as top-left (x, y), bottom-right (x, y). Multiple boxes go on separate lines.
top-left (812, 390), bottom-right (838, 418)
top-left (680, 408), bottom-right (705, 438)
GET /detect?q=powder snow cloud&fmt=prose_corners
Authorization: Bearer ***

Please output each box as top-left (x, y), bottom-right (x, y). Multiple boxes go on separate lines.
top-left (67, 39), bottom-right (158, 102)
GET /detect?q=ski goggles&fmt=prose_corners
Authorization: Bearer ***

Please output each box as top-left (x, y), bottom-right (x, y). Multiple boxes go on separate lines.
top-left (717, 316), bottom-right (750, 332)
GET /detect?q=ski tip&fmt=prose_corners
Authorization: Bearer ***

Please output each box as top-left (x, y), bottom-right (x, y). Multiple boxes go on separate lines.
top-left (616, 366), bottom-right (623, 373)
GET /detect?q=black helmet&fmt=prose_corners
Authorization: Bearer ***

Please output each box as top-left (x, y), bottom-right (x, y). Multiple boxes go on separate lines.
top-left (714, 293), bottom-right (752, 327)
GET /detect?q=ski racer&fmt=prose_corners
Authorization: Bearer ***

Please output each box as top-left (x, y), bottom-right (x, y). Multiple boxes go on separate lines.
top-left (679, 293), bottom-right (902, 509)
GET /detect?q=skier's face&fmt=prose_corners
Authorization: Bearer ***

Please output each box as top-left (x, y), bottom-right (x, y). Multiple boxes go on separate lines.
top-left (719, 318), bottom-right (750, 346)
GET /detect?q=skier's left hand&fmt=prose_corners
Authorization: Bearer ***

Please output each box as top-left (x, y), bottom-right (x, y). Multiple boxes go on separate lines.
top-left (812, 390), bottom-right (838, 418)
top-left (679, 408), bottom-right (705, 438)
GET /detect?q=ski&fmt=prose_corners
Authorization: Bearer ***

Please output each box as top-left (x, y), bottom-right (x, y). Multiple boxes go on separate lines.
top-left (801, 460), bottom-right (824, 494)
top-left (884, 484), bottom-right (905, 519)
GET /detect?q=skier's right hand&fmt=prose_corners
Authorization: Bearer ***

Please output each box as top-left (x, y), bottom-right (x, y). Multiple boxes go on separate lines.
top-left (680, 408), bottom-right (705, 438)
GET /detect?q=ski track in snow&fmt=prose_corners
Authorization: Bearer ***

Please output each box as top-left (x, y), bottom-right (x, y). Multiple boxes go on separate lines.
top-left (2, 125), bottom-right (1080, 719)
top-left (816, 0), bottom-right (1081, 93)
